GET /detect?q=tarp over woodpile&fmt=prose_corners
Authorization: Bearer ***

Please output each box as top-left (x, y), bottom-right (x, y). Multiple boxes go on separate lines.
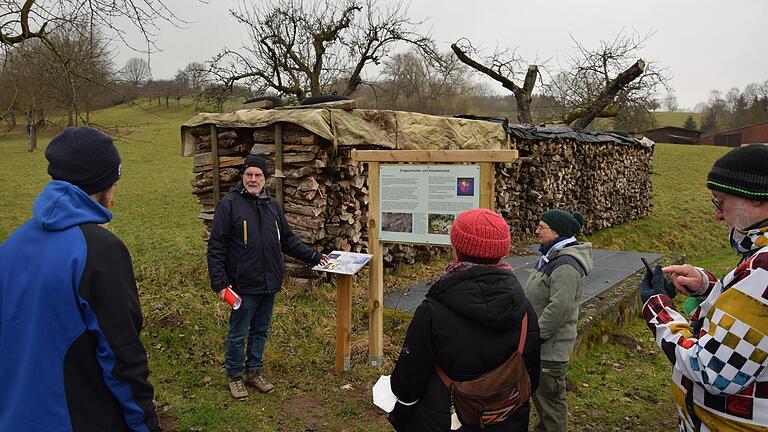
top-left (181, 108), bottom-right (510, 156)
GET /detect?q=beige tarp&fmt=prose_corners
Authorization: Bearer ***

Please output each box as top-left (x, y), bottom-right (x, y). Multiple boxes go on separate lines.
top-left (181, 107), bottom-right (509, 156)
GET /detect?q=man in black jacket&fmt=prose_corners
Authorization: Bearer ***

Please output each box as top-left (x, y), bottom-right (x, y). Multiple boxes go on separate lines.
top-left (389, 208), bottom-right (541, 431)
top-left (207, 154), bottom-right (327, 399)
top-left (0, 127), bottom-right (158, 431)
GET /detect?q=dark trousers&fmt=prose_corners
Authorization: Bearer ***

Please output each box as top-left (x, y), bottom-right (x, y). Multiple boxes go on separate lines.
top-left (225, 293), bottom-right (276, 379)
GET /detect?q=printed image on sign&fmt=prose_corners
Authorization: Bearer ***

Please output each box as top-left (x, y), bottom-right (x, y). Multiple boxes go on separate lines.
top-left (379, 164), bottom-right (480, 245)
top-left (312, 251), bottom-right (373, 275)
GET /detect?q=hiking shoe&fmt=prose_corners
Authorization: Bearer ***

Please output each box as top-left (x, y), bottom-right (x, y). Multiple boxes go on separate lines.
top-left (228, 378), bottom-right (249, 399)
top-left (245, 372), bottom-right (275, 393)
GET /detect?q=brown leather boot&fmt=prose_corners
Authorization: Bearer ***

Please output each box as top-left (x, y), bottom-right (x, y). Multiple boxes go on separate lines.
top-left (245, 372), bottom-right (275, 393)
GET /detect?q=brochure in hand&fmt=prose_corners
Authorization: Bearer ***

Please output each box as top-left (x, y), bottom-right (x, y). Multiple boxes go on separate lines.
top-left (312, 251), bottom-right (372, 276)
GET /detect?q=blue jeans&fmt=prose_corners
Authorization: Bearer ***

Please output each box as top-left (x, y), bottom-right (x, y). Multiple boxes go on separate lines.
top-left (225, 293), bottom-right (276, 379)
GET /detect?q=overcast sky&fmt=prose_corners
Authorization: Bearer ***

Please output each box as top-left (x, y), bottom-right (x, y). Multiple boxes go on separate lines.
top-left (116, 0), bottom-right (768, 109)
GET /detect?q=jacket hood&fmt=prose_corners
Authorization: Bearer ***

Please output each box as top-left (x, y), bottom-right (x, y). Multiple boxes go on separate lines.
top-left (427, 266), bottom-right (528, 330)
top-left (32, 180), bottom-right (112, 231)
top-left (551, 242), bottom-right (594, 274)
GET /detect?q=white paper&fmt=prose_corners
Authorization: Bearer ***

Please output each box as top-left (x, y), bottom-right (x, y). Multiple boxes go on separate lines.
top-left (372, 375), bottom-right (397, 413)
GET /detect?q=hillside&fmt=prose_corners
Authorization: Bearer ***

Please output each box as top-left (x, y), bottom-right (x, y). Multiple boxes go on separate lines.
top-left (0, 102), bottom-right (733, 431)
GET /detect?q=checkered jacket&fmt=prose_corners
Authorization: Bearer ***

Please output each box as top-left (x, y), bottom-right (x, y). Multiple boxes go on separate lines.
top-left (643, 247), bottom-right (768, 432)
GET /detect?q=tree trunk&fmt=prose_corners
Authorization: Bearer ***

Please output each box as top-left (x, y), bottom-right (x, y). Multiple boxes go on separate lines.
top-left (570, 59), bottom-right (646, 130)
top-left (67, 110), bottom-right (74, 127)
top-left (26, 111), bottom-right (38, 152)
top-left (451, 43), bottom-right (537, 124)
top-left (165, 96), bottom-right (170, 108)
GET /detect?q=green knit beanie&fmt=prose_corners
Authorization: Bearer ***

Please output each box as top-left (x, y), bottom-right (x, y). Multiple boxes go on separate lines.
top-left (540, 209), bottom-right (584, 237)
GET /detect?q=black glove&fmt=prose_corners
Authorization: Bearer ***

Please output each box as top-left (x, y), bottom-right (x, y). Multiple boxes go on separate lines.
top-left (640, 265), bottom-right (675, 304)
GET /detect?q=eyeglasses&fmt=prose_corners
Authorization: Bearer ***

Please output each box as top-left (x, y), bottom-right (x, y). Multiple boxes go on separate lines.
top-left (711, 197), bottom-right (723, 211)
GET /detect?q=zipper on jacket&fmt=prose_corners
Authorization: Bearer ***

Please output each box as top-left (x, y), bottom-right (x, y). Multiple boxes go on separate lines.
top-left (243, 219), bottom-right (248, 247)
top-left (275, 220), bottom-right (280, 243)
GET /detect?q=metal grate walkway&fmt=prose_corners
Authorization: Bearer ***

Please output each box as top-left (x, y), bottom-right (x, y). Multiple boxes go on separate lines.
top-left (383, 246), bottom-right (663, 314)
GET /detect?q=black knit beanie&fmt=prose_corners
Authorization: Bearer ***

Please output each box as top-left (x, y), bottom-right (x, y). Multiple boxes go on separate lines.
top-left (707, 145), bottom-right (768, 200)
top-left (243, 153), bottom-right (269, 175)
top-left (540, 209), bottom-right (584, 237)
top-left (45, 127), bottom-right (121, 195)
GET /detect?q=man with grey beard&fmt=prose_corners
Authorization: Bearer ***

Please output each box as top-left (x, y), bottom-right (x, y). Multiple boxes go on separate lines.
top-left (640, 144), bottom-right (768, 431)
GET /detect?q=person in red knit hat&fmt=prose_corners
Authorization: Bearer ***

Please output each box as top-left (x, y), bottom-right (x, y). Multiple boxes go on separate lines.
top-left (389, 208), bottom-right (541, 431)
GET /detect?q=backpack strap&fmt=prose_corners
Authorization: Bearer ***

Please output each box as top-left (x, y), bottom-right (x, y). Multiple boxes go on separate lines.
top-left (435, 312), bottom-right (528, 388)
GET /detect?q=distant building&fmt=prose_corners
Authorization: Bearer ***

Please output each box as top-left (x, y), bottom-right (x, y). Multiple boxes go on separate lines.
top-left (700, 120), bottom-right (768, 147)
top-left (642, 126), bottom-right (701, 145)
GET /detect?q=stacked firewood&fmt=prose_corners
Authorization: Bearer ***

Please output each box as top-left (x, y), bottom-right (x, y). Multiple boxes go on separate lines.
top-left (189, 123), bottom-right (652, 280)
top-left (190, 127), bottom-right (252, 223)
top-left (495, 138), bottom-right (653, 235)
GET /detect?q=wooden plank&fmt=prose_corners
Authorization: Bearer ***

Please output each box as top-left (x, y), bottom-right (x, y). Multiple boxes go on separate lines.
top-left (479, 162), bottom-right (494, 211)
top-left (193, 153), bottom-right (243, 168)
top-left (367, 161), bottom-right (384, 369)
top-left (351, 149), bottom-right (518, 163)
top-left (275, 123), bottom-right (284, 208)
top-left (335, 274), bottom-right (353, 372)
top-left (210, 125), bottom-right (221, 206)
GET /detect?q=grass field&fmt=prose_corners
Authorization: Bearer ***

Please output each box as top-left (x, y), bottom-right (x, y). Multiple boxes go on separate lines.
top-left (653, 111), bottom-right (702, 129)
top-left (0, 102), bottom-right (735, 431)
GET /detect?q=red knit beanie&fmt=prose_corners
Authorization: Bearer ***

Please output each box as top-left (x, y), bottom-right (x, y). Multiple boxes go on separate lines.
top-left (450, 208), bottom-right (511, 261)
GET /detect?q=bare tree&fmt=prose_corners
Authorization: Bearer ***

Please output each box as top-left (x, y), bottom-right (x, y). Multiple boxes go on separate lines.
top-left (0, 0), bottom-right (182, 50)
top-left (378, 49), bottom-right (479, 114)
top-left (1, 19), bottom-right (113, 150)
top-left (450, 39), bottom-right (539, 124)
top-left (544, 30), bottom-right (669, 129)
top-left (208, 0), bottom-right (437, 103)
top-left (662, 93), bottom-right (679, 112)
top-left (120, 57), bottom-right (150, 86)
top-left (452, 30), bottom-right (668, 129)
top-left (182, 61), bottom-right (210, 92)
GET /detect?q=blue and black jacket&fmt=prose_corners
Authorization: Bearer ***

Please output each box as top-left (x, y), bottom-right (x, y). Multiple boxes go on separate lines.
top-left (207, 182), bottom-right (321, 295)
top-left (0, 181), bottom-right (158, 432)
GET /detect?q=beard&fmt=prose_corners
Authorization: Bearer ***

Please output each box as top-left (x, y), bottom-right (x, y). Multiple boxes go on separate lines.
top-left (245, 184), bottom-right (263, 196)
top-left (729, 203), bottom-right (755, 231)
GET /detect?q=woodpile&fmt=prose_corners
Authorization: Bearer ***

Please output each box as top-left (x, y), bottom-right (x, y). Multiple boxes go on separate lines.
top-left (187, 119), bottom-right (652, 282)
top-left (495, 138), bottom-right (653, 235)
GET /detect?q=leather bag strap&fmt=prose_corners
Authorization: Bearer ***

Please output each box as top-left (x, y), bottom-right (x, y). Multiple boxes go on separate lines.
top-left (435, 312), bottom-right (528, 387)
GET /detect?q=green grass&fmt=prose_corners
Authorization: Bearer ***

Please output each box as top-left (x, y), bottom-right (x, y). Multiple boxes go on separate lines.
top-left (0, 100), bottom-right (739, 431)
top-left (653, 111), bottom-right (702, 129)
top-left (587, 143), bottom-right (732, 274)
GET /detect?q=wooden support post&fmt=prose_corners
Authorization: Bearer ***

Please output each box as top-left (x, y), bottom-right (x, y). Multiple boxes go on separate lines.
top-left (367, 161), bottom-right (384, 368)
top-left (479, 162), bottom-right (495, 210)
top-left (209, 125), bottom-right (220, 206)
top-left (335, 274), bottom-right (353, 372)
top-left (275, 123), bottom-right (284, 209)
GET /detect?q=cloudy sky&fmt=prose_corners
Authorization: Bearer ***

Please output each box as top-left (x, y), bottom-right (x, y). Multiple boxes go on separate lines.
top-left (116, 0), bottom-right (768, 109)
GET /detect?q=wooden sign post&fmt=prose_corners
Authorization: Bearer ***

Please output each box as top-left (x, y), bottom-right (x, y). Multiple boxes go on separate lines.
top-left (351, 149), bottom-right (518, 368)
top-left (335, 274), bottom-right (353, 372)
top-left (314, 251), bottom-right (373, 372)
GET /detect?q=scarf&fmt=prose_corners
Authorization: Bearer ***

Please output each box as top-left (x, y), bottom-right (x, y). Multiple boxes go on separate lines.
top-left (729, 220), bottom-right (768, 258)
top-left (537, 236), bottom-right (577, 269)
top-left (441, 259), bottom-right (514, 280)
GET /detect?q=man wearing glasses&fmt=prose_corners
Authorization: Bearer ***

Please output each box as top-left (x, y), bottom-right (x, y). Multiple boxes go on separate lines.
top-left (640, 144), bottom-right (768, 431)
